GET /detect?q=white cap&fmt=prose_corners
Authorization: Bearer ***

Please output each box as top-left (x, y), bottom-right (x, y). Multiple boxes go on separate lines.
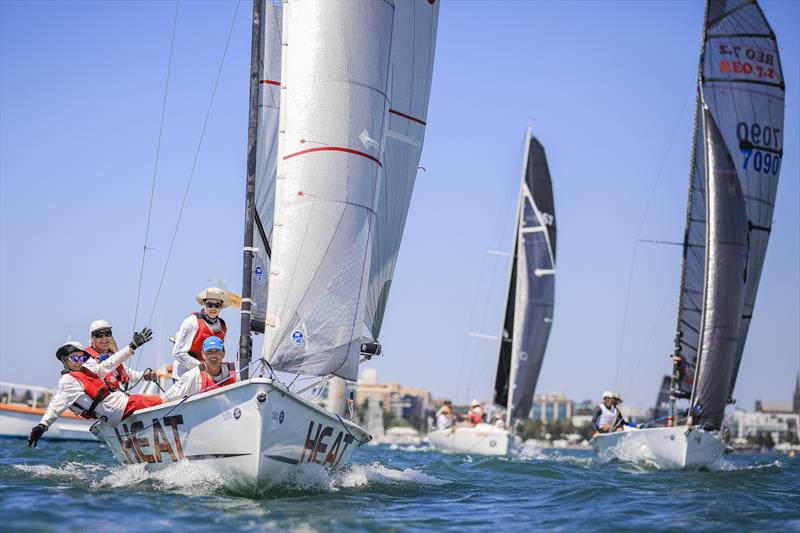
top-left (89, 319), bottom-right (112, 335)
top-left (602, 390), bottom-right (614, 399)
top-left (470, 399), bottom-right (480, 407)
top-left (195, 287), bottom-right (233, 308)
top-left (612, 391), bottom-right (623, 403)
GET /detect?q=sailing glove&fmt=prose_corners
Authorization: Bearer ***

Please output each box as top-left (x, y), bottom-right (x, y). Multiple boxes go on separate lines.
top-left (129, 327), bottom-right (154, 351)
top-left (28, 423), bottom-right (47, 448)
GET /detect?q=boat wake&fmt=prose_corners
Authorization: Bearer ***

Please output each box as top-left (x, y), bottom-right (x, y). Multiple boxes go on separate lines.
top-left (14, 459), bottom-right (447, 497)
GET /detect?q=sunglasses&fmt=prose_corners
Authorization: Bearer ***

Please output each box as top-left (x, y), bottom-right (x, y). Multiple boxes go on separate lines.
top-left (204, 301), bottom-right (223, 309)
top-left (92, 330), bottom-right (113, 338)
top-left (68, 354), bottom-right (90, 363)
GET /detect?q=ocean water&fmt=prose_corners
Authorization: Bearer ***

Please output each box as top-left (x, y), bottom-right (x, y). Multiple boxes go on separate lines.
top-left (1, 438), bottom-right (798, 532)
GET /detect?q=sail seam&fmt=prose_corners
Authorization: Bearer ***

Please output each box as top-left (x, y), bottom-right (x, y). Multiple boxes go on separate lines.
top-left (388, 108), bottom-right (426, 125)
top-left (283, 146), bottom-right (382, 167)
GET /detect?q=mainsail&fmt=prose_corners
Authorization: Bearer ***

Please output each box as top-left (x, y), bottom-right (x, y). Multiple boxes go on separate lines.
top-left (263, 1), bottom-right (395, 381)
top-left (250, 0), bottom-right (282, 332)
top-left (364, 0), bottom-right (439, 339)
top-left (493, 129), bottom-right (557, 421)
top-left (672, 0), bottom-right (785, 423)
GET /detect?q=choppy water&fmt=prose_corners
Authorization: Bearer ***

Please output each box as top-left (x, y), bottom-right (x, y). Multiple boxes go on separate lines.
top-left (2, 438), bottom-right (798, 531)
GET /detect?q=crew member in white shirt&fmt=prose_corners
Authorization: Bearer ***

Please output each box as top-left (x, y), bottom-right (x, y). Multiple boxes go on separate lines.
top-left (162, 336), bottom-right (238, 402)
top-left (171, 287), bottom-right (232, 380)
top-left (27, 328), bottom-right (158, 447)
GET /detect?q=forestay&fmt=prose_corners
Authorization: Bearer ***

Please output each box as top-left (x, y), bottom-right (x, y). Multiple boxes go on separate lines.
top-left (364, 0), bottom-right (439, 339)
top-left (250, 0), bottom-right (282, 332)
top-left (494, 130), bottom-right (557, 421)
top-left (263, 0), bottom-right (394, 381)
top-left (673, 0), bottom-right (784, 403)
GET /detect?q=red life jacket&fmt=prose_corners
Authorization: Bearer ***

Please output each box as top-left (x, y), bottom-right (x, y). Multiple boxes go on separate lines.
top-left (188, 312), bottom-right (227, 362)
top-left (199, 362), bottom-right (237, 393)
top-left (68, 368), bottom-right (112, 419)
top-left (84, 345), bottom-right (129, 390)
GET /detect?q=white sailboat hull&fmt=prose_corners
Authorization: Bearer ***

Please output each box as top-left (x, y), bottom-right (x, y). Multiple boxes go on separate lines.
top-left (92, 378), bottom-right (370, 492)
top-left (591, 426), bottom-right (726, 469)
top-left (428, 423), bottom-right (513, 456)
top-left (0, 407), bottom-right (97, 442)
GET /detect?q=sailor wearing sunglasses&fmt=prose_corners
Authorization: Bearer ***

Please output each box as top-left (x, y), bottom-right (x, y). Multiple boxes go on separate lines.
top-left (171, 287), bottom-right (232, 380)
top-left (27, 329), bottom-right (162, 447)
top-left (84, 319), bottom-right (157, 391)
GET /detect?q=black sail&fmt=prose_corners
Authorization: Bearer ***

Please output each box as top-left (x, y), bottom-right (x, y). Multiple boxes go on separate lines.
top-left (672, 0), bottom-right (784, 408)
top-left (494, 131), bottom-right (556, 421)
top-left (690, 108), bottom-right (749, 429)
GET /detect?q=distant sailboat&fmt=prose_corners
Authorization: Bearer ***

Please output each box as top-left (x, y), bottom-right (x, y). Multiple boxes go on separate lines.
top-left (429, 127), bottom-right (557, 456)
top-left (592, 0), bottom-right (785, 469)
top-left (93, 0), bottom-right (439, 490)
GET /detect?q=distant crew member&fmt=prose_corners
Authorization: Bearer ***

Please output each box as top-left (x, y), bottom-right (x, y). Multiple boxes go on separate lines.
top-left (468, 399), bottom-right (484, 426)
top-left (611, 391), bottom-right (629, 430)
top-left (592, 390), bottom-right (623, 433)
top-left (162, 336), bottom-right (238, 402)
top-left (84, 319), bottom-right (156, 391)
top-left (435, 400), bottom-right (454, 430)
top-left (172, 287), bottom-right (233, 380)
top-left (27, 329), bottom-right (160, 447)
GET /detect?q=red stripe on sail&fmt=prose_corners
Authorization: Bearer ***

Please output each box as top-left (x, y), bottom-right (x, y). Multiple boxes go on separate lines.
top-left (282, 146), bottom-right (382, 167)
top-left (389, 108), bottom-right (426, 125)
top-left (260, 79), bottom-right (281, 86)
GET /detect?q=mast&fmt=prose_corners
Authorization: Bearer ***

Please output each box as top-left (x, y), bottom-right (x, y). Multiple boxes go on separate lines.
top-left (495, 127), bottom-right (531, 429)
top-left (238, 0), bottom-right (263, 380)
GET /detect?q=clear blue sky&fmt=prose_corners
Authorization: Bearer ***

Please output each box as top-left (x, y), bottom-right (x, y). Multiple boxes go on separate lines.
top-left (1, 0), bottom-right (798, 413)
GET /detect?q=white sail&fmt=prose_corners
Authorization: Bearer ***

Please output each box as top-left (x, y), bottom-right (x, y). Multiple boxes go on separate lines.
top-left (263, 0), bottom-right (395, 381)
top-left (364, 0), bottom-right (440, 339)
top-left (250, 0), bottom-right (282, 332)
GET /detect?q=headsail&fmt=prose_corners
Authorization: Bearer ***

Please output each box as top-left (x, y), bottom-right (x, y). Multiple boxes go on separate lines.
top-left (263, 0), bottom-right (395, 381)
top-left (494, 129), bottom-right (557, 421)
top-left (364, 0), bottom-right (439, 339)
top-left (690, 108), bottom-right (749, 429)
top-left (672, 0), bottom-right (784, 405)
top-left (702, 0), bottom-right (785, 399)
top-left (250, 0), bottom-right (282, 333)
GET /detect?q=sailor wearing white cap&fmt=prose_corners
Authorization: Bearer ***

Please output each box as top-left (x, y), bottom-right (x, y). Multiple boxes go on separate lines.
top-left (84, 319), bottom-right (156, 391)
top-left (27, 329), bottom-right (160, 447)
top-left (591, 390), bottom-right (622, 434)
top-left (171, 287), bottom-right (233, 380)
top-left (468, 399), bottom-right (484, 426)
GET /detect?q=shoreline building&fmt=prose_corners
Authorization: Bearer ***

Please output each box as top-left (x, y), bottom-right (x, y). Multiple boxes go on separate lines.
top-left (355, 368), bottom-right (433, 422)
top-left (729, 375), bottom-right (800, 443)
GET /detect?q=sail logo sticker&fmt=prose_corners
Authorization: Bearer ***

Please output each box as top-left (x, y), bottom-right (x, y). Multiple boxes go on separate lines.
top-left (291, 330), bottom-right (305, 346)
top-left (255, 265), bottom-right (264, 284)
top-left (540, 212), bottom-right (554, 226)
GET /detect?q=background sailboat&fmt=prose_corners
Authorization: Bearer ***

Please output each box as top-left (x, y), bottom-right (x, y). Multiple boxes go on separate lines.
top-left (430, 127), bottom-right (557, 456)
top-left (593, 0), bottom-right (785, 468)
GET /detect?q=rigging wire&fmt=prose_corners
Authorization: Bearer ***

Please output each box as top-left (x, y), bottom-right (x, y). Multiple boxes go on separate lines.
top-left (612, 82), bottom-right (694, 388)
top-left (132, 0), bottom-right (180, 334)
top-left (133, 0), bottom-right (242, 370)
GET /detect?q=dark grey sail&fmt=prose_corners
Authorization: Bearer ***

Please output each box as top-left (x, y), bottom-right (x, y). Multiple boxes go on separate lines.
top-left (493, 129), bottom-right (556, 421)
top-left (702, 0), bottom-right (785, 399)
top-left (249, 0), bottom-right (282, 332)
top-left (690, 108), bottom-right (749, 429)
top-left (671, 0), bottom-right (784, 413)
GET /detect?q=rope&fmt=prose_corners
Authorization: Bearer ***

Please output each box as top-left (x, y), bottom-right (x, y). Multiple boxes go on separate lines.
top-left (132, 0), bottom-right (180, 335)
top-left (133, 0), bottom-right (241, 371)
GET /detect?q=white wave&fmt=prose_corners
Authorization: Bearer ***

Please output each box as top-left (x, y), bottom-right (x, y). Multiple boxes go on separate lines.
top-left (387, 443), bottom-right (434, 453)
top-left (333, 462), bottom-right (448, 489)
top-left (711, 458), bottom-right (786, 472)
top-left (92, 460), bottom-right (226, 493)
top-left (14, 462), bottom-right (97, 481)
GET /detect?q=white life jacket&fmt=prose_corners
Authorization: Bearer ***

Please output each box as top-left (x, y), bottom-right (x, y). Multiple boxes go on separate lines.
top-left (596, 403), bottom-right (619, 428)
